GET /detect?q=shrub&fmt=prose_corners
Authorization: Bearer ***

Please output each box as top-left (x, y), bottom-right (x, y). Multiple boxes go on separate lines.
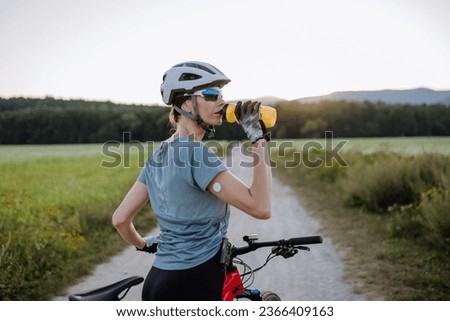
top-left (274, 146), bottom-right (450, 299)
top-left (340, 153), bottom-right (448, 213)
top-left (420, 188), bottom-right (450, 248)
top-left (340, 154), bottom-right (418, 212)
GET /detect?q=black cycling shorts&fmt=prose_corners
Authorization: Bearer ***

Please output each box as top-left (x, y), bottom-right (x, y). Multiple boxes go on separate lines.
top-left (141, 250), bottom-right (225, 301)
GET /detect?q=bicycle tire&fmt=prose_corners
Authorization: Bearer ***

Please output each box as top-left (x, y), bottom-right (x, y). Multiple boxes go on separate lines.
top-left (260, 291), bottom-right (281, 301)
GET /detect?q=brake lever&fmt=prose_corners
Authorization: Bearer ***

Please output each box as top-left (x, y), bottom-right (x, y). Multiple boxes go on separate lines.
top-left (294, 245), bottom-right (310, 252)
top-left (283, 248), bottom-right (298, 258)
top-left (272, 245), bottom-right (302, 258)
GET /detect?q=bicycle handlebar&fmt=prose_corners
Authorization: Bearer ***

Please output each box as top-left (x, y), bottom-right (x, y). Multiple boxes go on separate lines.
top-left (137, 235), bottom-right (323, 257)
top-left (231, 235), bottom-right (323, 257)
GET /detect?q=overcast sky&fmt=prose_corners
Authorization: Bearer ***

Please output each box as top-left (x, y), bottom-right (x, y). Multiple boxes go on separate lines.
top-left (1, 0), bottom-right (449, 105)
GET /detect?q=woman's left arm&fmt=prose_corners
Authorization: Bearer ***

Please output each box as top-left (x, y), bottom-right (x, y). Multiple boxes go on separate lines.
top-left (208, 139), bottom-right (272, 219)
top-left (112, 181), bottom-right (149, 249)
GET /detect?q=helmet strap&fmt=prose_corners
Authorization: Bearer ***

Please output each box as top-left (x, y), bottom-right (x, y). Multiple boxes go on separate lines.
top-left (173, 105), bottom-right (197, 121)
top-left (173, 97), bottom-right (215, 138)
top-left (191, 96), bottom-right (216, 138)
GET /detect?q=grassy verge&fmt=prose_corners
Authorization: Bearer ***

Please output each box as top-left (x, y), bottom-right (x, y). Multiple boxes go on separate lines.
top-left (273, 148), bottom-right (450, 300)
top-left (284, 136), bottom-right (450, 155)
top-left (0, 144), bottom-right (156, 300)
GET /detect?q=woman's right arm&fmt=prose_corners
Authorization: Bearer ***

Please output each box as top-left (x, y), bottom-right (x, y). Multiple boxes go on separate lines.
top-left (112, 181), bottom-right (149, 249)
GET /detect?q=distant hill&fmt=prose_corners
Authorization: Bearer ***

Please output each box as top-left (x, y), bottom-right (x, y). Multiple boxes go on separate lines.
top-left (294, 88), bottom-right (450, 106)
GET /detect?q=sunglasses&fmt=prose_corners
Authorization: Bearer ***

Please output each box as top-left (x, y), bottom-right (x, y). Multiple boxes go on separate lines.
top-left (187, 88), bottom-right (223, 102)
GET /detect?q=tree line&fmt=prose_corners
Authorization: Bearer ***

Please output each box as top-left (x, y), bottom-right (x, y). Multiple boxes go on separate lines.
top-left (273, 100), bottom-right (450, 138)
top-left (0, 97), bottom-right (449, 144)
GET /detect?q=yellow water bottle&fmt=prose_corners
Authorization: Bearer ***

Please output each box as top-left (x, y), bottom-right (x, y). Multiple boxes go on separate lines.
top-left (222, 103), bottom-right (277, 128)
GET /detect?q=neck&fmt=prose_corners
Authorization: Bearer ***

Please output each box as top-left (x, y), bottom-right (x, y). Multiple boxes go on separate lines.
top-left (173, 117), bottom-right (206, 141)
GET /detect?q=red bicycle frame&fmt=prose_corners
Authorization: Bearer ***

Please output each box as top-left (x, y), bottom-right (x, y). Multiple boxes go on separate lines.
top-left (222, 267), bottom-right (244, 301)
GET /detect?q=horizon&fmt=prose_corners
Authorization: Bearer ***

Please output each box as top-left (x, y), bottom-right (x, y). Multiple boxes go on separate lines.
top-left (1, 86), bottom-right (449, 106)
top-left (1, 0), bottom-right (449, 105)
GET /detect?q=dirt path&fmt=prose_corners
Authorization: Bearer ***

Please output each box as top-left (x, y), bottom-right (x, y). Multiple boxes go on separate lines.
top-left (54, 144), bottom-right (364, 301)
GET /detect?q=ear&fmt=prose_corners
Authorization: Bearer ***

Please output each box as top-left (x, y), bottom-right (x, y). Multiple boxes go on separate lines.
top-left (181, 99), bottom-right (193, 114)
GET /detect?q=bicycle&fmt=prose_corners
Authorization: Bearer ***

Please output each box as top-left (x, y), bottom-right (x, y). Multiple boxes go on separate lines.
top-left (68, 234), bottom-right (322, 301)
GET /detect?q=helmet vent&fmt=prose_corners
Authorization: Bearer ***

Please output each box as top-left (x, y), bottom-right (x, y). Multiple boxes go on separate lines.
top-left (179, 73), bottom-right (202, 81)
top-left (174, 62), bottom-right (216, 75)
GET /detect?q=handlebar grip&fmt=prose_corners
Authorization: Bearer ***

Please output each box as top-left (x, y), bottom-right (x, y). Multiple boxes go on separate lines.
top-left (288, 236), bottom-right (323, 245)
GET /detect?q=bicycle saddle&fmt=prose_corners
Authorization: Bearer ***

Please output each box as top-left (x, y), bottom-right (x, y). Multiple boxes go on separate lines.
top-left (68, 276), bottom-right (144, 301)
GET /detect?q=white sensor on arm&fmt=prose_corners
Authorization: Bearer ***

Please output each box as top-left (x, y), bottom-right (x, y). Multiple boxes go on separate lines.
top-left (212, 182), bottom-right (222, 192)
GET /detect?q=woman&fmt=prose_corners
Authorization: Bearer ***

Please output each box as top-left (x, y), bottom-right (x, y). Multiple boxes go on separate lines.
top-left (112, 61), bottom-right (272, 300)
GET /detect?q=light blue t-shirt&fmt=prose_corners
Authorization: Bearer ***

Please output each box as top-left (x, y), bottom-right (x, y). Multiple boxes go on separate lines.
top-left (137, 136), bottom-right (229, 270)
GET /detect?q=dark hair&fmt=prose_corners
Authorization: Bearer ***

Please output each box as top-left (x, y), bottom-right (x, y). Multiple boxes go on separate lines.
top-left (168, 95), bottom-right (189, 129)
top-left (173, 95), bottom-right (189, 109)
top-left (169, 108), bottom-right (180, 130)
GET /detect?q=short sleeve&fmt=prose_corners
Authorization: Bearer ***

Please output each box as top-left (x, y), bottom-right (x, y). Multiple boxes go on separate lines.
top-left (191, 143), bottom-right (226, 191)
top-left (137, 166), bottom-right (147, 185)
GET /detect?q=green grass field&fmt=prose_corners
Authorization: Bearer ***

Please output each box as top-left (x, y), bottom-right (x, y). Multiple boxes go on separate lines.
top-left (279, 136), bottom-right (450, 155)
top-left (0, 137), bottom-right (448, 300)
top-left (0, 143), bottom-right (155, 300)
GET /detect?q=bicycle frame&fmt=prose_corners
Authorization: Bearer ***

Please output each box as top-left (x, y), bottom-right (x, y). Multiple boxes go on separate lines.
top-left (222, 267), bottom-right (243, 301)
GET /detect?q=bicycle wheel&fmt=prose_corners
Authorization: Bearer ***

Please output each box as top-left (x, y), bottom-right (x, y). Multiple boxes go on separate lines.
top-left (260, 291), bottom-right (281, 301)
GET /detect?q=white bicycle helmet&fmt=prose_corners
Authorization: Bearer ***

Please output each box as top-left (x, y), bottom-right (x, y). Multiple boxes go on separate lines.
top-left (160, 61), bottom-right (231, 106)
